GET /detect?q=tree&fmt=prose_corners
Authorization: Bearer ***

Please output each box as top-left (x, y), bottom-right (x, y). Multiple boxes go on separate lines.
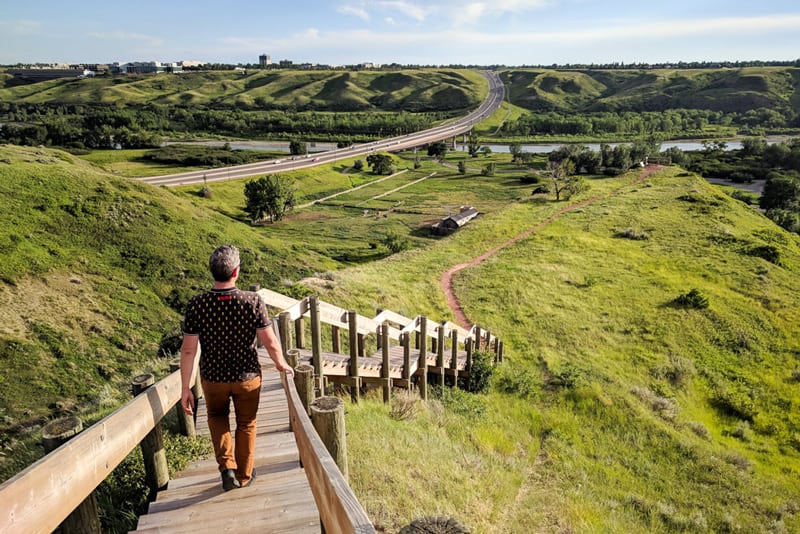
top-left (549, 159), bottom-right (581, 201)
top-left (353, 159), bottom-right (364, 171)
top-left (366, 153), bottom-right (393, 175)
top-left (760, 174), bottom-right (800, 211)
top-left (289, 139), bottom-right (306, 156)
top-left (427, 141), bottom-right (448, 160)
top-left (481, 162), bottom-right (496, 176)
top-left (509, 142), bottom-right (523, 163)
top-left (243, 174), bottom-right (295, 223)
top-left (458, 160), bottom-right (467, 175)
top-left (480, 146), bottom-right (492, 158)
top-left (467, 133), bottom-right (482, 158)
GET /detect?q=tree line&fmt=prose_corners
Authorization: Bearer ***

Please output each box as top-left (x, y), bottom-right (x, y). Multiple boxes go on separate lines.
top-left (0, 102), bottom-right (452, 149)
top-left (500, 108), bottom-right (795, 139)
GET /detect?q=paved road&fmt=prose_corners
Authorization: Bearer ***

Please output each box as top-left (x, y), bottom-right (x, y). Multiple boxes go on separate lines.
top-left (135, 70), bottom-right (505, 187)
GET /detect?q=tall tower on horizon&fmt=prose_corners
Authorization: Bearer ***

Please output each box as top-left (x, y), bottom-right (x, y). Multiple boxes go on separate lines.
top-left (259, 54), bottom-right (271, 67)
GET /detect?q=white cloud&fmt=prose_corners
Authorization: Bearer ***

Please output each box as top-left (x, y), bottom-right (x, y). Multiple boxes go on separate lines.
top-left (88, 31), bottom-right (163, 47)
top-left (376, 1), bottom-right (431, 22)
top-left (386, 17), bottom-right (396, 25)
top-left (0, 19), bottom-right (41, 35)
top-left (338, 5), bottom-right (370, 21)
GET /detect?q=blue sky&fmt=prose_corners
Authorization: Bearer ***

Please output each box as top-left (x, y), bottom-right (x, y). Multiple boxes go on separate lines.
top-left (2, 0), bottom-right (799, 66)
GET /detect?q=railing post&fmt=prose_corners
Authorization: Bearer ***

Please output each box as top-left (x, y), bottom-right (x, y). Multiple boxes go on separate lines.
top-left (41, 416), bottom-right (101, 534)
top-left (310, 296), bottom-right (324, 394)
top-left (295, 314), bottom-right (306, 349)
top-left (381, 323), bottom-right (391, 403)
top-left (295, 363), bottom-right (315, 415)
top-left (169, 359), bottom-right (196, 438)
top-left (131, 373), bottom-right (169, 501)
top-left (498, 340), bottom-right (504, 362)
top-left (348, 310), bottom-right (361, 403)
top-left (466, 338), bottom-right (473, 375)
top-left (402, 332), bottom-right (411, 392)
top-left (278, 311), bottom-right (292, 353)
top-left (474, 325), bottom-right (482, 352)
top-left (331, 325), bottom-right (341, 353)
top-left (418, 316), bottom-right (428, 401)
top-left (450, 329), bottom-right (459, 386)
top-left (310, 396), bottom-right (349, 481)
top-left (437, 321), bottom-right (446, 388)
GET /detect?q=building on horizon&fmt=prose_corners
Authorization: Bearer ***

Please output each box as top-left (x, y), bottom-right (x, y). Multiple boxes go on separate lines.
top-left (259, 54), bottom-right (271, 67)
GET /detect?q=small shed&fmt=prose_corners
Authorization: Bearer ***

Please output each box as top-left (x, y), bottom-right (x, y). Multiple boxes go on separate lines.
top-left (431, 206), bottom-right (480, 236)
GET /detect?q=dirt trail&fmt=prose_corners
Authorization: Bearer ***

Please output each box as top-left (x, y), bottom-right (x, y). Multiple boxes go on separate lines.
top-left (441, 166), bottom-right (662, 329)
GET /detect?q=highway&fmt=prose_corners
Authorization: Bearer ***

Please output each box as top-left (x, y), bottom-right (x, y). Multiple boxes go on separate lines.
top-left (136, 70), bottom-right (505, 187)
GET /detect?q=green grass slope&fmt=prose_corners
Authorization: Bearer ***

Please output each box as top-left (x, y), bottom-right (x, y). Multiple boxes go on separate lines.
top-left (0, 143), bottom-right (338, 479)
top-left (310, 167), bottom-right (800, 532)
top-left (503, 67), bottom-right (800, 114)
top-left (0, 69), bottom-right (486, 112)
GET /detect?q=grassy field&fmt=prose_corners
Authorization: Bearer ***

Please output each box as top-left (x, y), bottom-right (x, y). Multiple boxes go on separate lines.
top-left (2, 141), bottom-right (800, 532)
top-left (305, 167), bottom-right (800, 532)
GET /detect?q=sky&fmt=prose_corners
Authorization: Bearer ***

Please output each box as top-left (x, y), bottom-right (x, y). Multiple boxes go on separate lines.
top-left (1, 0), bottom-right (799, 66)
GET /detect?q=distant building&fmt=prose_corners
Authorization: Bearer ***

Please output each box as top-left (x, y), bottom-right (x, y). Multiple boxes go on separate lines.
top-left (259, 54), bottom-right (271, 67)
top-left (431, 206), bottom-right (480, 236)
top-left (111, 61), bottom-right (183, 74)
top-left (7, 67), bottom-right (84, 81)
top-left (278, 59), bottom-right (293, 68)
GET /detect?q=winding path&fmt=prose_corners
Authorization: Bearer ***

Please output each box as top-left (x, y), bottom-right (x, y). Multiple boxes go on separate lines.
top-left (441, 166), bottom-right (662, 329)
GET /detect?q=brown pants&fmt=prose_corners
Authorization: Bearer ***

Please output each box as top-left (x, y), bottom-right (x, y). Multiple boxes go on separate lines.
top-left (201, 375), bottom-right (261, 485)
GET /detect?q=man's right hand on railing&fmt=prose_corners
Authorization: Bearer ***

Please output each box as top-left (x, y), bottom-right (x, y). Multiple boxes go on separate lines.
top-left (181, 388), bottom-right (195, 416)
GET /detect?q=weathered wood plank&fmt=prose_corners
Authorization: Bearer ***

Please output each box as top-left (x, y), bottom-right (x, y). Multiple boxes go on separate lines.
top-left (133, 359), bottom-right (321, 533)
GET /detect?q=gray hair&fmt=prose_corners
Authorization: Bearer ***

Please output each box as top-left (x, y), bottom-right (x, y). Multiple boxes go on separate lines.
top-left (209, 245), bottom-right (240, 281)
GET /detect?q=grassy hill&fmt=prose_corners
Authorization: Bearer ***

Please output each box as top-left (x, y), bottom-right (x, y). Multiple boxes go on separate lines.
top-left (0, 69), bottom-right (486, 112)
top-left (2, 141), bottom-right (800, 532)
top-left (307, 167), bottom-right (800, 532)
top-left (502, 67), bottom-right (800, 115)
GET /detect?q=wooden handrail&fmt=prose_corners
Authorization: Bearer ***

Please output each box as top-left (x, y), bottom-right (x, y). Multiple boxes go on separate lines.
top-left (0, 370), bottom-right (182, 533)
top-left (281, 371), bottom-right (375, 534)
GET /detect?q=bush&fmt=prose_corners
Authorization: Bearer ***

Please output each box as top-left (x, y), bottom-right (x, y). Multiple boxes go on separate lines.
top-left (432, 385), bottom-right (486, 418)
top-left (747, 244), bottom-right (781, 265)
top-left (673, 288), bottom-right (709, 309)
top-left (531, 185), bottom-right (550, 195)
top-left (461, 350), bottom-right (494, 393)
top-left (616, 227), bottom-right (650, 240)
top-left (494, 366), bottom-right (538, 399)
top-left (390, 390), bottom-right (420, 421)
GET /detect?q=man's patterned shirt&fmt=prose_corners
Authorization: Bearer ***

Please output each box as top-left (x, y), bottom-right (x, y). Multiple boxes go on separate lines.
top-left (183, 288), bottom-right (272, 382)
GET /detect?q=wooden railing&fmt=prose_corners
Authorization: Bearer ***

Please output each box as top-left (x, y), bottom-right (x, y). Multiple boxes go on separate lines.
top-left (0, 369), bottom-right (183, 533)
top-left (281, 366), bottom-right (374, 533)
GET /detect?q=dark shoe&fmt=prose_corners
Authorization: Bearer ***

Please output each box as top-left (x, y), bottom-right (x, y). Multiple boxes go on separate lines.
top-left (240, 468), bottom-right (257, 488)
top-left (221, 469), bottom-right (239, 491)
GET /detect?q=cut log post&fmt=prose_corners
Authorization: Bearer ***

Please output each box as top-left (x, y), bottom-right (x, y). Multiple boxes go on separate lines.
top-left (286, 348), bottom-right (300, 370)
top-left (348, 310), bottom-right (360, 403)
top-left (418, 316), bottom-right (428, 401)
top-left (310, 296), bottom-right (324, 394)
top-left (131, 374), bottom-right (169, 501)
top-left (380, 323), bottom-right (391, 403)
top-left (295, 364), bottom-right (315, 415)
top-left (310, 396), bottom-right (348, 481)
top-left (169, 359), bottom-right (196, 438)
top-left (41, 416), bottom-right (101, 534)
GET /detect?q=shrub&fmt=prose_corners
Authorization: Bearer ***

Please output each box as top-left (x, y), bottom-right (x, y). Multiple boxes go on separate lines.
top-left (687, 421), bottom-right (712, 440)
top-left (631, 386), bottom-right (679, 421)
top-left (494, 366), bottom-right (538, 399)
top-left (730, 420), bottom-right (753, 442)
top-left (461, 350), bottom-right (494, 394)
top-left (390, 390), bottom-right (420, 421)
top-left (616, 227), bottom-right (650, 240)
top-left (519, 174), bottom-right (541, 184)
top-left (747, 244), bottom-right (781, 265)
top-left (531, 185), bottom-right (550, 195)
top-left (673, 288), bottom-right (709, 309)
top-left (432, 386), bottom-right (486, 418)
